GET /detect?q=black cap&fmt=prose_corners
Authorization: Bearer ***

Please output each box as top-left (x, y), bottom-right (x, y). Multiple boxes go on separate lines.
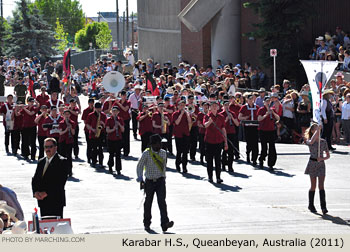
top-left (178, 100), bottom-right (186, 105)
top-left (164, 97), bottom-right (170, 101)
top-left (210, 101), bottom-right (219, 106)
top-left (112, 106), bottom-right (120, 111)
top-left (264, 96), bottom-right (271, 101)
top-left (88, 98), bottom-right (95, 103)
top-left (64, 109), bottom-right (71, 114)
top-left (94, 102), bottom-right (102, 108)
top-left (158, 102), bottom-right (165, 107)
top-left (28, 97), bottom-right (35, 102)
top-left (247, 94), bottom-right (253, 99)
top-left (223, 100), bottom-right (229, 105)
top-left (188, 95), bottom-right (194, 99)
top-left (51, 106), bottom-right (57, 110)
top-left (150, 134), bottom-right (162, 145)
top-left (41, 105), bottom-right (48, 109)
top-left (69, 99), bottom-right (76, 103)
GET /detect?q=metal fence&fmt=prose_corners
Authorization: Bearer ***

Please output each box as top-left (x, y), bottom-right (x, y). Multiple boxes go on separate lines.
top-left (49, 49), bottom-right (138, 70)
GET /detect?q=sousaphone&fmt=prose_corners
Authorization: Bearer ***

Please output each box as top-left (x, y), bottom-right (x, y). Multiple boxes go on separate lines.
top-left (102, 71), bottom-right (125, 94)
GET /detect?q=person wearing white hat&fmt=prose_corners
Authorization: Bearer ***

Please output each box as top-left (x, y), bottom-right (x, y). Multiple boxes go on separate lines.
top-left (128, 84), bottom-right (143, 140)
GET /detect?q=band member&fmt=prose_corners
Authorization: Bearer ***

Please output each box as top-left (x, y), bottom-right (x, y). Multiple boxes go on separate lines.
top-left (172, 100), bottom-right (191, 173)
top-left (304, 123), bottom-right (330, 214)
top-left (114, 90), bottom-right (131, 157)
top-left (257, 96), bottom-right (280, 170)
top-left (36, 86), bottom-right (50, 109)
top-left (106, 106), bottom-right (125, 174)
top-left (35, 105), bottom-right (48, 159)
top-left (0, 94), bottom-right (14, 153)
top-left (204, 101), bottom-right (228, 184)
top-left (47, 91), bottom-right (63, 111)
top-left (163, 97), bottom-right (175, 155)
top-left (238, 94), bottom-right (259, 165)
top-left (229, 95), bottom-right (242, 160)
top-left (81, 98), bottom-right (94, 163)
top-left (220, 101), bottom-right (240, 172)
top-left (151, 102), bottom-right (171, 151)
top-left (321, 90), bottom-right (336, 151)
top-left (21, 97), bottom-right (38, 160)
top-left (102, 94), bottom-right (114, 116)
top-left (58, 110), bottom-right (76, 177)
top-left (86, 102), bottom-right (107, 167)
top-left (137, 105), bottom-right (153, 152)
top-left (197, 102), bottom-right (209, 165)
top-left (136, 134), bottom-right (174, 232)
top-left (128, 84), bottom-right (142, 140)
top-left (68, 99), bottom-right (80, 159)
top-left (187, 95), bottom-right (199, 161)
top-left (12, 101), bottom-right (24, 155)
top-left (43, 106), bottom-right (63, 144)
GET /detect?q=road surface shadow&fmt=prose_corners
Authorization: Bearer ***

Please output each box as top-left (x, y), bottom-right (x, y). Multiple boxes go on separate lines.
top-left (123, 155), bottom-right (138, 161)
top-left (67, 176), bottom-right (81, 182)
top-left (332, 150), bottom-right (349, 155)
top-left (182, 172), bottom-right (205, 181)
top-left (73, 157), bottom-right (85, 163)
top-left (231, 171), bottom-right (251, 179)
top-left (113, 174), bottom-right (133, 181)
top-left (145, 229), bottom-right (159, 234)
top-left (255, 166), bottom-right (295, 178)
top-left (278, 152), bottom-right (310, 156)
top-left (212, 183), bottom-right (242, 192)
top-left (319, 213), bottom-right (350, 226)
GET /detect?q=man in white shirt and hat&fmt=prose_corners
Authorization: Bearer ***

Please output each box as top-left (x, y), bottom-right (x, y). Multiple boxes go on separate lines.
top-left (128, 84), bottom-right (143, 140)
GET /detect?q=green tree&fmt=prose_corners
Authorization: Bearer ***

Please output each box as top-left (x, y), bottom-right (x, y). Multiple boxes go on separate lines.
top-left (0, 18), bottom-right (11, 55)
top-left (33, 0), bottom-right (85, 41)
top-left (244, 0), bottom-right (313, 84)
top-left (5, 0), bottom-right (57, 59)
top-left (54, 18), bottom-right (69, 52)
top-left (96, 23), bottom-right (113, 49)
top-left (75, 22), bottom-right (112, 51)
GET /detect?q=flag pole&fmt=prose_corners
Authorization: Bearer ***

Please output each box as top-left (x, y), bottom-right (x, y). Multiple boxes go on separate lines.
top-left (318, 61), bottom-right (324, 159)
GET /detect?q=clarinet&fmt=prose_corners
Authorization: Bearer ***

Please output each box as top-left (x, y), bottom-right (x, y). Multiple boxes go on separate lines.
top-left (114, 116), bottom-right (119, 137)
top-left (227, 110), bottom-right (233, 126)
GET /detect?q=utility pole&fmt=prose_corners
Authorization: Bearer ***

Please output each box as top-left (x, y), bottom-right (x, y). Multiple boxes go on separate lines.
top-left (126, 0), bottom-right (129, 48)
top-left (131, 12), bottom-right (134, 52)
top-left (1, 0), bottom-right (3, 19)
top-left (116, 0), bottom-right (119, 49)
top-left (98, 11), bottom-right (100, 22)
top-left (122, 11), bottom-right (125, 49)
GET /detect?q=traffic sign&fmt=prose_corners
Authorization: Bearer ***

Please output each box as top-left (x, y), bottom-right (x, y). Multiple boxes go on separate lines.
top-left (270, 49), bottom-right (277, 57)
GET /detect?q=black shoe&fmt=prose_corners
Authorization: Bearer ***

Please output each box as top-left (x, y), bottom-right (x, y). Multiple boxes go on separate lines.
top-left (5, 146), bottom-right (9, 153)
top-left (221, 166), bottom-right (226, 171)
top-left (259, 161), bottom-right (263, 169)
top-left (308, 205), bottom-right (317, 213)
top-left (269, 166), bottom-right (274, 171)
top-left (75, 156), bottom-right (79, 159)
top-left (183, 168), bottom-right (188, 174)
top-left (87, 159), bottom-right (91, 164)
top-left (208, 178), bottom-right (213, 183)
top-left (190, 157), bottom-right (195, 162)
top-left (144, 226), bottom-right (151, 232)
top-left (117, 170), bottom-right (121, 175)
top-left (246, 157), bottom-right (251, 164)
top-left (134, 135), bottom-right (137, 140)
top-left (176, 165), bottom-right (181, 172)
top-left (109, 167), bottom-right (113, 174)
top-left (68, 173), bottom-right (73, 177)
top-left (162, 221), bottom-right (174, 232)
top-left (322, 208), bottom-right (328, 214)
top-left (217, 178), bottom-right (223, 184)
top-left (91, 163), bottom-right (96, 168)
top-left (252, 161), bottom-right (257, 166)
top-left (228, 168), bottom-right (234, 173)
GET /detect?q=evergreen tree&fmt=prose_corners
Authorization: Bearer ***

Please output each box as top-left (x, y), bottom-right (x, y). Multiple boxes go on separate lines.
top-left (0, 18), bottom-right (10, 55)
top-left (75, 22), bottom-right (112, 51)
top-left (244, 0), bottom-right (314, 84)
top-left (6, 0), bottom-right (57, 59)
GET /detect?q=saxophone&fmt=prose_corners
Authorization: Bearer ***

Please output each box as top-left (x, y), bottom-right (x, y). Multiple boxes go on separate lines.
top-left (161, 112), bottom-right (167, 134)
top-left (95, 112), bottom-right (102, 138)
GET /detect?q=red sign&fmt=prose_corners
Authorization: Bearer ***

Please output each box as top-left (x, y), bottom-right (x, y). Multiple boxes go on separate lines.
top-left (270, 49), bottom-right (277, 57)
top-left (28, 218), bottom-right (71, 234)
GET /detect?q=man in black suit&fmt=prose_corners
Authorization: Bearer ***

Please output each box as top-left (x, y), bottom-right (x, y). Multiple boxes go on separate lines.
top-left (32, 138), bottom-right (68, 218)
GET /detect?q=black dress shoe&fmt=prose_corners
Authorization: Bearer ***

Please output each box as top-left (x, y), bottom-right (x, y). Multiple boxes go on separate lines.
top-left (308, 205), bottom-right (317, 213)
top-left (246, 157), bottom-right (251, 163)
top-left (322, 208), bottom-right (328, 214)
top-left (117, 170), bottom-right (121, 175)
top-left (208, 178), bottom-right (213, 183)
top-left (259, 161), bottom-right (263, 169)
top-left (109, 167), bottom-right (113, 174)
top-left (144, 226), bottom-right (151, 232)
top-left (217, 178), bottom-right (223, 184)
top-left (176, 166), bottom-right (181, 172)
top-left (252, 161), bottom-right (257, 166)
top-left (269, 166), bottom-right (274, 171)
top-left (183, 168), bottom-right (188, 174)
top-left (228, 168), bottom-right (234, 173)
top-left (162, 221), bottom-right (174, 232)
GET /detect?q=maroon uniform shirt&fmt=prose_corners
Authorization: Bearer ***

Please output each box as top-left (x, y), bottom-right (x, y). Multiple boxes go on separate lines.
top-left (151, 111), bottom-right (170, 134)
top-left (36, 115), bottom-right (47, 137)
top-left (258, 106), bottom-right (277, 131)
top-left (82, 107), bottom-right (94, 132)
top-left (43, 115), bottom-right (63, 138)
top-left (137, 112), bottom-right (153, 136)
top-left (21, 106), bottom-right (38, 128)
top-left (46, 99), bottom-right (63, 109)
top-left (203, 112), bottom-right (226, 144)
top-left (106, 116), bottom-right (124, 141)
top-left (113, 100), bottom-right (131, 120)
top-left (59, 119), bottom-right (77, 144)
top-left (13, 110), bottom-right (23, 131)
top-left (0, 102), bottom-right (14, 126)
top-left (197, 112), bottom-right (207, 134)
top-left (86, 111), bottom-right (107, 139)
top-left (239, 104), bottom-right (260, 121)
top-left (172, 110), bottom-right (190, 138)
top-left (219, 110), bottom-right (237, 134)
top-left (36, 94), bottom-right (49, 107)
top-left (68, 106), bottom-right (79, 124)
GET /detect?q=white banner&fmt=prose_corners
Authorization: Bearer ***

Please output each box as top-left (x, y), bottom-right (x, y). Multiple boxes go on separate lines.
top-left (300, 60), bottom-right (338, 123)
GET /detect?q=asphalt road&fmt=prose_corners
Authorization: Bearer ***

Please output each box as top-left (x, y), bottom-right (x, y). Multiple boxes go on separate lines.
top-left (1, 87), bottom-right (350, 234)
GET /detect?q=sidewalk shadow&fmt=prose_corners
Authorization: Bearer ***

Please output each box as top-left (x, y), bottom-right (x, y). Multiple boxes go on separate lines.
top-left (231, 171), bottom-right (251, 179)
top-left (332, 150), bottom-right (349, 155)
top-left (255, 166), bottom-right (295, 178)
top-left (67, 176), bottom-right (81, 182)
top-left (145, 229), bottom-right (159, 234)
top-left (319, 213), bottom-right (350, 226)
top-left (278, 153), bottom-right (310, 156)
top-left (113, 174), bottom-right (133, 181)
top-left (182, 172), bottom-right (204, 181)
top-left (123, 156), bottom-right (138, 161)
top-left (166, 167), bottom-right (178, 173)
top-left (73, 157), bottom-right (86, 163)
top-left (212, 183), bottom-right (242, 192)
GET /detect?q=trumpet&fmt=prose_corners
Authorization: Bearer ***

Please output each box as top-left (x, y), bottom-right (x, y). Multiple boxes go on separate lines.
top-left (95, 112), bottom-right (102, 138)
top-left (148, 111), bottom-right (153, 117)
top-left (161, 113), bottom-right (167, 134)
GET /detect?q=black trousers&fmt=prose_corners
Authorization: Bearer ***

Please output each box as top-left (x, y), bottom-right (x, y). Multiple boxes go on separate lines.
top-left (38, 135), bottom-right (47, 159)
top-left (322, 119), bottom-right (333, 149)
top-left (40, 206), bottom-right (64, 219)
top-left (175, 136), bottom-right (189, 170)
top-left (222, 133), bottom-right (235, 170)
top-left (122, 119), bottom-right (130, 156)
top-left (244, 126), bottom-right (259, 162)
top-left (22, 126), bottom-right (37, 159)
top-left (59, 142), bottom-right (73, 175)
top-left (198, 133), bottom-right (205, 158)
top-left (233, 126), bottom-right (240, 159)
top-left (90, 133), bottom-right (105, 165)
top-left (259, 130), bottom-right (277, 167)
top-left (85, 130), bottom-right (92, 162)
top-left (167, 125), bottom-right (173, 154)
top-left (160, 133), bottom-right (168, 151)
top-left (141, 132), bottom-right (153, 152)
top-left (73, 125), bottom-right (79, 157)
top-left (12, 129), bottom-right (21, 154)
top-left (3, 125), bottom-right (13, 151)
top-left (189, 126), bottom-right (198, 159)
top-left (107, 139), bottom-right (122, 171)
top-left (143, 177), bottom-right (169, 228)
top-left (131, 109), bottom-right (138, 137)
top-left (206, 142), bottom-right (223, 180)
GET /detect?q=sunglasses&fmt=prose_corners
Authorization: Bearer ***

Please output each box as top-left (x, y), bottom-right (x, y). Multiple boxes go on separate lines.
top-left (44, 145), bottom-right (54, 149)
